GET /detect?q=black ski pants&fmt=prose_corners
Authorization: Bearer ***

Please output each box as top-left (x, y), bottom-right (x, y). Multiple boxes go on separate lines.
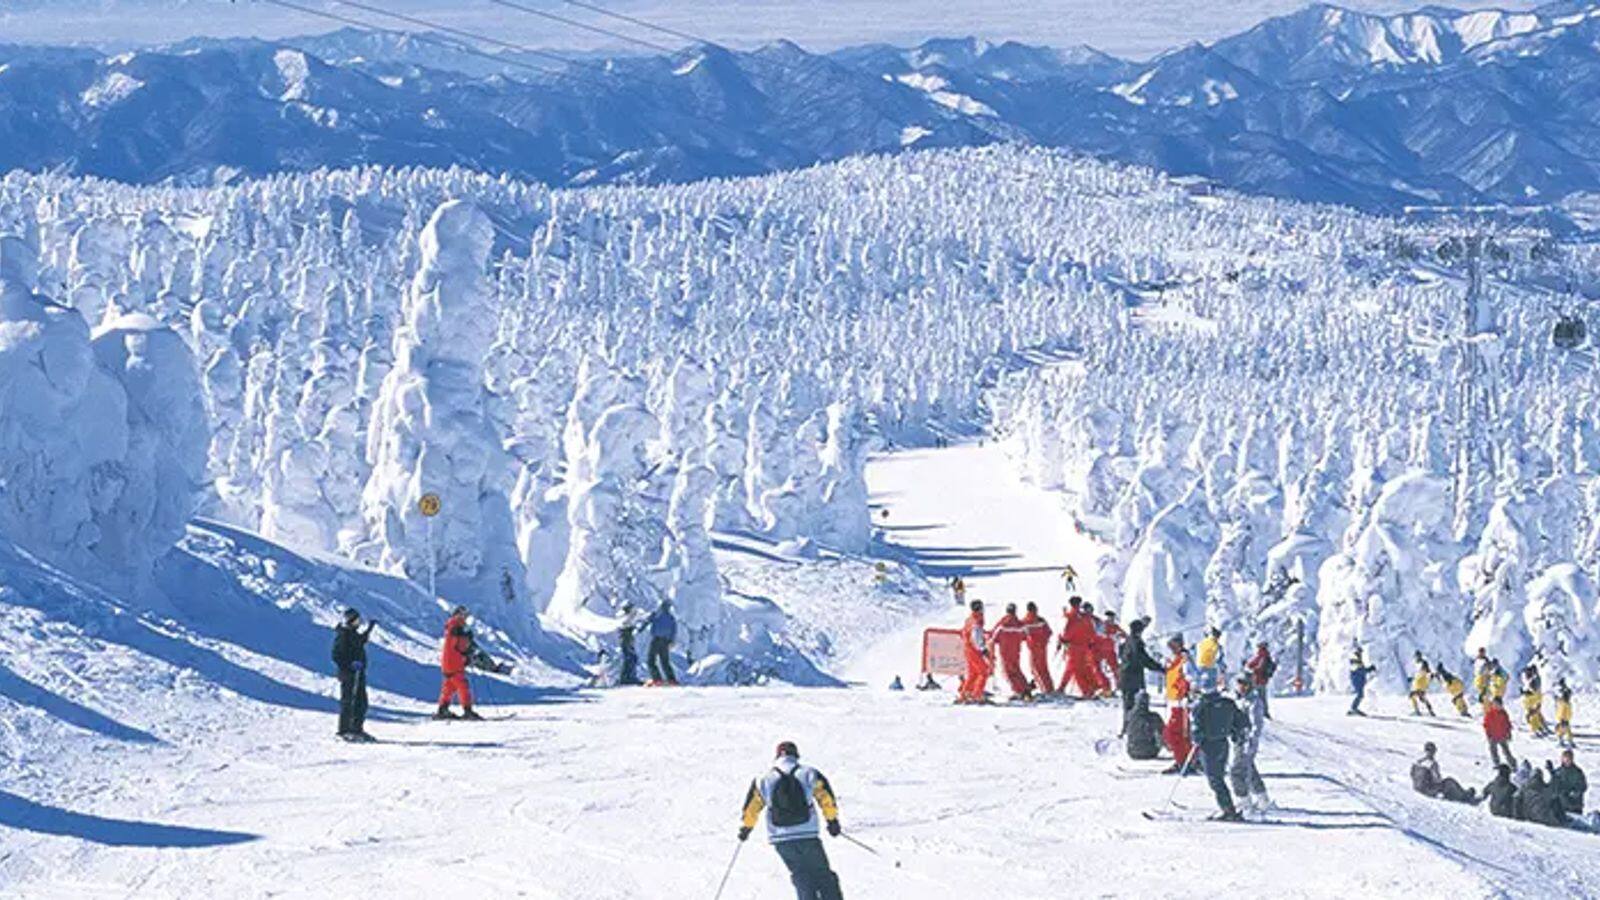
top-left (338, 669), bottom-right (369, 735)
top-left (1199, 739), bottom-right (1236, 814)
top-left (774, 838), bottom-right (844, 900)
top-left (647, 636), bottom-right (676, 683)
top-left (619, 631), bottom-right (640, 685)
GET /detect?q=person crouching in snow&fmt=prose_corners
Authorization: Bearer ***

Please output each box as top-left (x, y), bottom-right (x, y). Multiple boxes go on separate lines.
top-left (1117, 617), bottom-right (1165, 735)
top-left (1020, 601), bottom-right (1055, 695)
top-left (991, 603), bottom-right (1032, 701)
top-left (1191, 669), bottom-right (1245, 821)
top-left (1230, 674), bottom-right (1270, 816)
top-left (957, 600), bottom-right (992, 704)
top-left (437, 605), bottom-right (483, 721)
top-left (1161, 635), bottom-right (1196, 773)
top-left (738, 741), bottom-right (844, 900)
top-left (1125, 690), bottom-right (1165, 761)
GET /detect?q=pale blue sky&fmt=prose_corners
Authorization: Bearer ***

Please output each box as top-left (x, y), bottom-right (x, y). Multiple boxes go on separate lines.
top-left (0, 1), bottom-right (1548, 57)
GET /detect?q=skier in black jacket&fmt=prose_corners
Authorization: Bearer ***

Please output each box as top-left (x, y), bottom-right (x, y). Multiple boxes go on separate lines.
top-left (332, 608), bottom-right (377, 741)
top-left (1117, 617), bottom-right (1165, 734)
top-left (1192, 670), bottom-right (1246, 821)
top-left (1482, 764), bottom-right (1516, 818)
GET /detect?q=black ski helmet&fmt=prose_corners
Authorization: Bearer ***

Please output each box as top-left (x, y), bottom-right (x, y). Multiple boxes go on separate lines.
top-left (1005, 602), bottom-right (1017, 615)
top-left (775, 740), bottom-right (799, 759)
top-left (343, 607), bottom-right (360, 622)
top-left (970, 599), bottom-right (983, 613)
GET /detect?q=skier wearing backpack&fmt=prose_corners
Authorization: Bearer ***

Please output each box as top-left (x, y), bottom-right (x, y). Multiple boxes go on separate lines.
top-left (645, 600), bottom-right (679, 686)
top-left (991, 603), bottom-right (1032, 700)
top-left (331, 608), bottom-right (377, 741)
top-left (957, 600), bottom-right (992, 704)
top-left (437, 606), bottom-right (484, 721)
top-left (738, 741), bottom-right (844, 900)
top-left (1020, 601), bottom-right (1055, 695)
top-left (1244, 641), bottom-right (1275, 718)
top-left (1191, 670), bottom-right (1245, 821)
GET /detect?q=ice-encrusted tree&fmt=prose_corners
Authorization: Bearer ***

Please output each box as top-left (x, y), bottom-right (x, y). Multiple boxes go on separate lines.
top-left (359, 200), bottom-right (511, 590)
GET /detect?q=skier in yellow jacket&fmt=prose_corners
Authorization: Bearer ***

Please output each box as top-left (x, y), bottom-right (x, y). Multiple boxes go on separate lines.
top-left (1436, 660), bottom-right (1470, 717)
top-left (1520, 665), bottom-right (1550, 738)
top-left (738, 741), bottom-right (843, 900)
top-left (1409, 652), bottom-right (1436, 716)
top-left (1554, 678), bottom-right (1574, 748)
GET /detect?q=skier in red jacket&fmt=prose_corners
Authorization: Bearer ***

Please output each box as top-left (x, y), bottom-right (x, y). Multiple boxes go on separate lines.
top-left (437, 606), bottom-right (483, 721)
top-left (1020, 601), bottom-right (1055, 695)
top-left (1095, 610), bottom-right (1124, 696)
top-left (957, 601), bottom-right (993, 704)
top-left (1483, 697), bottom-right (1516, 768)
top-left (1059, 597), bottom-right (1100, 698)
top-left (990, 603), bottom-right (1032, 700)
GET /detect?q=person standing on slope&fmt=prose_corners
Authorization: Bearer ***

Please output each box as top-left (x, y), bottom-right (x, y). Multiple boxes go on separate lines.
top-left (1191, 670), bottom-right (1245, 821)
top-left (738, 741), bottom-right (844, 900)
top-left (1162, 635), bottom-right (1197, 773)
top-left (1096, 610), bottom-right (1124, 694)
top-left (1554, 678), bottom-right (1575, 748)
top-left (644, 600), bottom-right (679, 686)
top-left (1472, 647), bottom-right (1492, 706)
top-left (1058, 597), bottom-right (1099, 698)
top-left (1489, 658), bottom-right (1510, 703)
top-left (1484, 696), bottom-right (1516, 768)
top-left (616, 602), bottom-right (644, 686)
top-left (1020, 601), bottom-right (1056, 696)
top-left (1436, 660), bottom-right (1470, 717)
top-left (957, 600), bottom-right (993, 704)
top-left (1347, 646), bottom-right (1377, 717)
top-left (1117, 617), bottom-right (1166, 734)
top-left (1244, 641), bottom-right (1275, 719)
top-left (991, 603), bottom-right (1032, 701)
top-left (437, 605), bottom-right (484, 721)
top-left (332, 607), bottom-right (377, 741)
top-left (950, 575), bottom-right (967, 607)
top-left (1409, 652), bottom-right (1437, 717)
top-left (1196, 626), bottom-right (1225, 685)
top-left (1521, 665), bottom-right (1550, 737)
top-left (1230, 674), bottom-right (1270, 816)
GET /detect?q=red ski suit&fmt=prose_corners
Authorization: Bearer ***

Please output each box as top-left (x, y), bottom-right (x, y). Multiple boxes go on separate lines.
top-left (959, 611), bottom-right (992, 702)
top-left (438, 612), bottom-right (474, 709)
top-left (1094, 620), bottom-right (1122, 691)
top-left (1163, 651), bottom-right (1193, 764)
top-left (1020, 612), bottom-right (1055, 694)
top-left (1483, 706), bottom-right (1513, 742)
top-left (990, 613), bottom-right (1030, 697)
top-left (1059, 609), bottom-right (1100, 698)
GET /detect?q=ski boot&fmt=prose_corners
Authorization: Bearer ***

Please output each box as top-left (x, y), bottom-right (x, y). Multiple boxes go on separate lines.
top-left (433, 704), bottom-right (459, 721)
top-left (459, 707), bottom-right (485, 721)
top-left (1212, 808), bottom-right (1245, 822)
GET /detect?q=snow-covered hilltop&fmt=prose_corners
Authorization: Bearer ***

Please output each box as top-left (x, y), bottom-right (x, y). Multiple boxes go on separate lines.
top-left (3, 4), bottom-right (1600, 211)
top-left (1, 144), bottom-right (1593, 691)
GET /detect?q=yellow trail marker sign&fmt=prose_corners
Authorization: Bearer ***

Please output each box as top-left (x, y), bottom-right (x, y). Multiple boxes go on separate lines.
top-left (418, 493), bottom-right (442, 518)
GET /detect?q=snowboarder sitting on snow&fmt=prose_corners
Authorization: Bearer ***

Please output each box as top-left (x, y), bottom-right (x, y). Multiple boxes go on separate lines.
top-left (1230, 674), bottom-right (1270, 816)
top-left (1117, 617), bottom-right (1165, 735)
top-left (1347, 646), bottom-right (1376, 716)
top-left (738, 741), bottom-right (844, 900)
top-left (1191, 669), bottom-right (1246, 821)
top-left (331, 607), bottom-right (377, 741)
top-left (644, 600), bottom-right (679, 686)
top-left (1484, 697), bottom-right (1516, 768)
top-left (1551, 750), bottom-right (1587, 817)
top-left (437, 605), bottom-right (489, 721)
top-left (1409, 742), bottom-right (1474, 804)
top-left (1514, 769), bottom-right (1565, 827)
top-left (1126, 691), bottom-right (1164, 761)
top-left (1482, 764), bottom-right (1516, 819)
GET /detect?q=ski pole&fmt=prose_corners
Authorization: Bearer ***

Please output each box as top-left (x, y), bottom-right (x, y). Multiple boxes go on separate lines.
top-left (1164, 744), bottom-right (1201, 808)
top-left (841, 833), bottom-right (905, 870)
top-left (712, 841), bottom-right (743, 900)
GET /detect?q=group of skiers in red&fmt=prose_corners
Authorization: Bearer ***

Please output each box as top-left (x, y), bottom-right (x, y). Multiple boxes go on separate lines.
top-left (956, 596), bottom-right (1126, 704)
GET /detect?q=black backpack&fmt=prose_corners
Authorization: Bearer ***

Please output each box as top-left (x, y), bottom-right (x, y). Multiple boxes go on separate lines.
top-left (768, 767), bottom-right (812, 827)
top-left (1262, 656), bottom-right (1278, 680)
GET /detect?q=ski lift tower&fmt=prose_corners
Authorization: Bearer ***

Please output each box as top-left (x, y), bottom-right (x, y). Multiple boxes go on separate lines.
top-left (1450, 233), bottom-right (1502, 541)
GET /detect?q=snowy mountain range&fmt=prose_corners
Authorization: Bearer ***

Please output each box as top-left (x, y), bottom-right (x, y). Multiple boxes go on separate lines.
top-left (4, 2), bottom-right (1600, 210)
